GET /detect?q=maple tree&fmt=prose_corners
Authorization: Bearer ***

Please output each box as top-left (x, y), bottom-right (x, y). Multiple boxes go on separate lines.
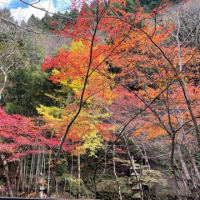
top-left (38, 0), bottom-right (200, 198)
top-left (104, 9), bottom-right (200, 198)
top-left (0, 107), bottom-right (50, 158)
top-left (0, 107), bottom-right (42, 196)
top-left (103, 7), bottom-right (200, 199)
top-left (38, 41), bottom-right (116, 155)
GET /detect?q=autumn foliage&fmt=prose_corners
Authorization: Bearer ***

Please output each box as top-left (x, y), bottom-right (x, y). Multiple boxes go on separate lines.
top-left (40, 1), bottom-right (200, 196)
top-left (0, 108), bottom-right (42, 160)
top-left (19, 0), bottom-right (200, 161)
top-left (0, 0), bottom-right (200, 198)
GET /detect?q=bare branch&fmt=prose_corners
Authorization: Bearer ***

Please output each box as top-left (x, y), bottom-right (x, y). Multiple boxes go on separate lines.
top-left (0, 16), bottom-right (42, 34)
top-left (0, 67), bottom-right (7, 101)
top-left (20, 0), bottom-right (72, 20)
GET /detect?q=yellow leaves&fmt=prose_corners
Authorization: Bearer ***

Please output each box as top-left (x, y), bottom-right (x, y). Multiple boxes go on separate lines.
top-left (77, 132), bottom-right (103, 156)
top-left (51, 69), bottom-right (60, 76)
top-left (70, 40), bottom-right (84, 52)
top-left (56, 158), bottom-right (66, 165)
top-left (37, 96), bottom-right (109, 156)
top-left (37, 105), bottom-right (66, 136)
top-left (48, 40), bottom-right (114, 105)
top-left (184, 76), bottom-right (189, 84)
top-left (40, 39), bottom-right (132, 155)
top-left (37, 105), bottom-right (63, 121)
top-left (156, 81), bottom-right (166, 89)
top-left (70, 79), bottom-right (84, 95)
top-left (145, 88), bottom-right (160, 99)
top-left (64, 111), bottom-right (105, 156)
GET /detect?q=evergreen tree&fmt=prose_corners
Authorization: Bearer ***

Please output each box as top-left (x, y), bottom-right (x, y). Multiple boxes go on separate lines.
top-left (4, 65), bottom-right (59, 116)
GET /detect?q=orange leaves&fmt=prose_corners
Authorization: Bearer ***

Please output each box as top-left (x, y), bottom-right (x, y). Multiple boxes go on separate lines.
top-left (40, 0), bottom-right (200, 154)
top-left (96, 123), bottom-right (115, 141)
top-left (42, 40), bottom-right (116, 104)
top-left (134, 121), bottom-right (166, 140)
top-left (146, 126), bottom-right (166, 139)
top-left (43, 41), bottom-right (89, 81)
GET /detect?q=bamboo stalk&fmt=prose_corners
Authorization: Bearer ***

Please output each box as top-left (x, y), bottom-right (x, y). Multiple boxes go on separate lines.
top-left (35, 150), bottom-right (41, 193)
top-left (28, 154), bottom-right (34, 193)
top-left (47, 150), bottom-right (51, 195)
top-left (69, 155), bottom-right (74, 198)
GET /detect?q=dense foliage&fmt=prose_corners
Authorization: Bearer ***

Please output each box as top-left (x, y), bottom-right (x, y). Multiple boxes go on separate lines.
top-left (0, 0), bottom-right (200, 199)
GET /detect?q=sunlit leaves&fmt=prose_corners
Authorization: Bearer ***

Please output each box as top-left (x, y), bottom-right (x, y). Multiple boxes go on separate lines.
top-left (40, 0), bottom-right (200, 157)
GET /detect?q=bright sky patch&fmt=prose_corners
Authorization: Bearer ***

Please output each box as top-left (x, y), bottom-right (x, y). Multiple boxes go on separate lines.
top-left (1, 0), bottom-right (70, 23)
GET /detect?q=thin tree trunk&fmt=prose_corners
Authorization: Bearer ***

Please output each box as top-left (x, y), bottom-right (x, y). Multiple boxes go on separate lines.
top-left (28, 154), bottom-right (34, 193)
top-left (113, 144), bottom-right (123, 200)
top-left (35, 152), bottom-right (41, 193)
top-left (184, 136), bottom-right (200, 181)
top-left (15, 161), bottom-right (20, 197)
top-left (22, 156), bottom-right (27, 192)
top-left (0, 67), bottom-right (7, 101)
top-left (141, 142), bottom-right (150, 169)
top-left (70, 155), bottom-right (74, 198)
top-left (43, 150), bottom-right (46, 175)
top-left (0, 154), bottom-right (13, 197)
top-left (47, 151), bottom-right (51, 195)
top-left (64, 177), bottom-right (67, 192)
top-left (25, 156), bottom-right (29, 191)
top-left (18, 159), bottom-right (23, 194)
top-left (122, 135), bottom-right (144, 200)
top-left (175, 15), bottom-right (200, 149)
top-left (177, 144), bottom-right (199, 199)
top-left (77, 153), bottom-right (81, 199)
top-left (41, 148), bottom-right (45, 175)
top-left (170, 94), bottom-right (200, 198)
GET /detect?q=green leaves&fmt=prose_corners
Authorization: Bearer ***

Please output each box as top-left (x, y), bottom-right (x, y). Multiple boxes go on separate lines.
top-left (4, 65), bottom-right (57, 116)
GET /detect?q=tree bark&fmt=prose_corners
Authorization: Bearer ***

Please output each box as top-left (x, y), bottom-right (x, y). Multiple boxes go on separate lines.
top-left (113, 144), bottom-right (123, 200)
top-left (0, 154), bottom-right (13, 197)
top-left (176, 144), bottom-right (199, 199)
top-left (77, 153), bottom-right (81, 199)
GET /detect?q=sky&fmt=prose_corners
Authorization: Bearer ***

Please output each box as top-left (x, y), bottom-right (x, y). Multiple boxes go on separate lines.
top-left (0, 0), bottom-right (70, 23)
